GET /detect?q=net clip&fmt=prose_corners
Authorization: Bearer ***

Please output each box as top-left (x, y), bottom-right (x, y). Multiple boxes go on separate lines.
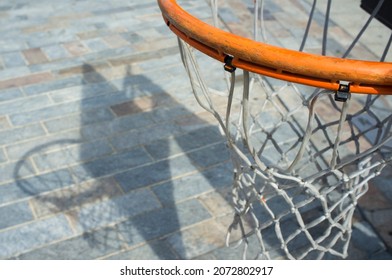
top-left (335, 81), bottom-right (351, 102)
top-left (224, 55), bottom-right (236, 73)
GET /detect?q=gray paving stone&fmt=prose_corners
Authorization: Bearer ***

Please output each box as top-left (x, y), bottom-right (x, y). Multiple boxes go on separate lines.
top-left (0, 215), bottom-right (73, 259)
top-left (351, 221), bottom-right (386, 257)
top-left (0, 169), bottom-right (75, 205)
top-left (33, 139), bottom-right (114, 172)
top-left (188, 142), bottom-right (230, 169)
top-left (2, 52), bottom-right (26, 68)
top-left (28, 57), bottom-right (84, 73)
top-left (144, 126), bottom-right (224, 160)
top-left (0, 39), bottom-right (27, 53)
top-left (73, 188), bottom-right (161, 232)
top-left (10, 92), bottom-right (129, 126)
top-left (0, 94), bottom-right (53, 116)
top-left (83, 38), bottom-right (109, 52)
top-left (0, 123), bottom-right (46, 146)
top-left (166, 219), bottom-right (227, 259)
top-left (81, 112), bottom-right (155, 140)
top-left (5, 129), bottom-right (82, 160)
top-left (152, 163), bottom-right (232, 205)
top-left (30, 177), bottom-right (122, 218)
top-left (71, 148), bottom-right (152, 182)
top-left (0, 159), bottom-right (35, 185)
top-left (0, 201), bottom-right (34, 230)
top-left (26, 30), bottom-right (76, 49)
top-left (0, 149), bottom-right (6, 164)
top-left (370, 251), bottom-right (392, 260)
top-left (41, 44), bottom-right (70, 61)
top-left (106, 240), bottom-right (178, 260)
top-left (121, 32), bottom-right (145, 44)
top-left (43, 108), bottom-right (115, 133)
top-left (109, 123), bottom-right (182, 152)
top-left (0, 88), bottom-right (24, 102)
top-left (115, 154), bottom-right (199, 192)
top-left (23, 76), bottom-right (85, 96)
top-left (117, 199), bottom-right (211, 247)
top-left (49, 82), bottom-right (117, 103)
top-left (14, 226), bottom-right (125, 260)
top-left (81, 46), bottom-right (135, 62)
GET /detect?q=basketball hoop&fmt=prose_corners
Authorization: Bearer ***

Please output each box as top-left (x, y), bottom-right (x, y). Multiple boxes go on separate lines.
top-left (158, 0), bottom-right (392, 259)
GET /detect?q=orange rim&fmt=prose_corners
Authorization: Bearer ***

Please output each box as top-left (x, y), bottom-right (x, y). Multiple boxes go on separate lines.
top-left (158, 0), bottom-right (392, 95)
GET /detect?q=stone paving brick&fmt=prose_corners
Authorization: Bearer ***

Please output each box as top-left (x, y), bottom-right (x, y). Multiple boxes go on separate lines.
top-left (0, 124), bottom-right (46, 146)
top-left (33, 139), bottom-right (114, 172)
top-left (80, 112), bottom-right (155, 140)
top-left (0, 66), bottom-right (31, 81)
top-left (9, 91), bottom-right (129, 126)
top-left (115, 154), bottom-right (199, 192)
top-left (187, 142), bottom-right (230, 169)
top-left (110, 94), bottom-right (174, 117)
top-left (102, 34), bottom-right (130, 48)
top-left (0, 215), bottom-right (73, 259)
top-left (5, 130), bottom-right (82, 161)
top-left (22, 22), bottom-right (70, 35)
top-left (0, 39), bottom-right (26, 53)
top-left (2, 52), bottom-right (26, 68)
top-left (166, 219), bottom-right (227, 259)
top-left (0, 159), bottom-right (35, 185)
top-left (23, 48), bottom-right (49, 65)
top-left (359, 184), bottom-right (392, 210)
top-left (106, 240), bottom-right (178, 260)
top-left (30, 177), bottom-right (122, 218)
top-left (198, 190), bottom-right (234, 218)
top-left (27, 57), bottom-right (85, 73)
top-left (196, 232), bottom-right (261, 260)
top-left (0, 201), bottom-right (34, 230)
top-left (152, 163), bottom-right (232, 206)
top-left (109, 123), bottom-right (182, 152)
top-left (48, 81), bottom-right (116, 103)
top-left (0, 116), bottom-right (10, 131)
top-left (145, 127), bottom-right (223, 162)
top-left (63, 41), bottom-right (90, 57)
top-left (363, 209), bottom-right (392, 250)
top-left (0, 94), bottom-right (53, 116)
top-left (26, 31), bottom-right (76, 49)
top-left (0, 169), bottom-right (75, 205)
top-left (71, 188), bottom-right (161, 232)
top-left (0, 148), bottom-right (6, 164)
top-left (117, 199), bottom-right (211, 247)
top-left (0, 72), bottom-right (54, 90)
top-left (71, 148), bottom-right (152, 182)
top-left (83, 38), bottom-right (110, 52)
top-left (14, 226), bottom-right (125, 260)
top-left (121, 32), bottom-right (144, 44)
top-left (77, 24), bottom-right (128, 38)
top-left (56, 62), bottom-right (110, 78)
top-left (351, 221), bottom-right (387, 258)
top-left (41, 44), bottom-right (70, 61)
top-left (144, 126), bottom-right (224, 160)
top-left (43, 108), bottom-right (114, 133)
top-left (369, 165), bottom-right (392, 204)
top-left (0, 88), bottom-right (24, 102)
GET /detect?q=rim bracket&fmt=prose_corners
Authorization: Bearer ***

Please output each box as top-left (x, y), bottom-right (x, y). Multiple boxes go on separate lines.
top-left (224, 55), bottom-right (236, 73)
top-left (335, 81), bottom-right (351, 102)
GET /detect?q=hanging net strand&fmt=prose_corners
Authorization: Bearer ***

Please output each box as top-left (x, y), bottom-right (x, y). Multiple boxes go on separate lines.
top-left (158, 0), bottom-right (392, 259)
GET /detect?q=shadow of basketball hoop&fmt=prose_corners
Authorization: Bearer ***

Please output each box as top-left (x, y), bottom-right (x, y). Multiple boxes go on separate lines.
top-left (11, 63), bottom-right (238, 259)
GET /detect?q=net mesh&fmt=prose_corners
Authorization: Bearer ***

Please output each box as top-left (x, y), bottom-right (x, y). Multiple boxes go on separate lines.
top-left (176, 0), bottom-right (392, 259)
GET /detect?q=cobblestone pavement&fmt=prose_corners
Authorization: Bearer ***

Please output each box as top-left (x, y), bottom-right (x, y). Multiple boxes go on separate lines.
top-left (0, 0), bottom-right (391, 260)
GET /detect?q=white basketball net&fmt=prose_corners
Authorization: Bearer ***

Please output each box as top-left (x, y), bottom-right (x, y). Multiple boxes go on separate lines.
top-left (177, 0), bottom-right (392, 259)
